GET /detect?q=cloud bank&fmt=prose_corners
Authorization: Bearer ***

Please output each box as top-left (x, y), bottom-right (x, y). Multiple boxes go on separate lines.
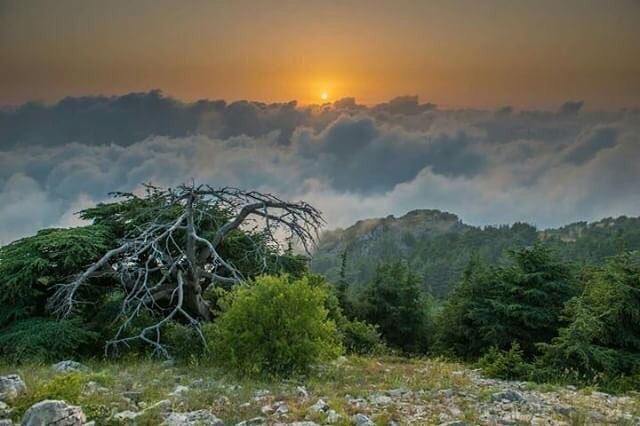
top-left (1, 91), bottom-right (639, 244)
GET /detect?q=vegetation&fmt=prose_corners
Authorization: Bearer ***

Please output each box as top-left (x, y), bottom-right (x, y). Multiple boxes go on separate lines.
top-left (210, 275), bottom-right (342, 377)
top-left (1, 184), bottom-right (640, 390)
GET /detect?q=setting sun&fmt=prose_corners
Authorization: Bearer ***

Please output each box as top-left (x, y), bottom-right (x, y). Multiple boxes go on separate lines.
top-left (320, 92), bottom-right (329, 101)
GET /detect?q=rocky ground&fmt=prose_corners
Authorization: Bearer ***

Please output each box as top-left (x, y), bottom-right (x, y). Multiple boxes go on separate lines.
top-left (1, 357), bottom-right (639, 425)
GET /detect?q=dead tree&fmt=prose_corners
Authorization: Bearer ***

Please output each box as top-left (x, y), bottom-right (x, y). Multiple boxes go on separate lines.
top-left (48, 184), bottom-right (324, 357)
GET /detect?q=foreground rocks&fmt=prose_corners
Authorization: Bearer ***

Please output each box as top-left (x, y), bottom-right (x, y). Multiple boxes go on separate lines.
top-left (21, 400), bottom-right (88, 426)
top-left (0, 376), bottom-right (26, 403)
top-left (2, 358), bottom-right (640, 425)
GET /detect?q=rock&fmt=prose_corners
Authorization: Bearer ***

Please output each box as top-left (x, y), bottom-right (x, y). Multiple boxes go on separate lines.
top-left (168, 385), bottom-right (189, 397)
top-left (491, 389), bottom-right (524, 402)
top-left (334, 356), bottom-right (348, 366)
top-left (325, 410), bottom-right (341, 424)
top-left (0, 420), bottom-right (12, 426)
top-left (0, 375), bottom-right (26, 403)
top-left (274, 403), bottom-right (288, 415)
top-left (163, 410), bottom-right (224, 426)
top-left (235, 417), bottom-right (267, 426)
top-left (84, 382), bottom-right (108, 395)
top-left (387, 388), bottom-right (410, 398)
top-left (21, 400), bottom-right (87, 426)
top-left (260, 404), bottom-right (273, 415)
top-left (122, 391), bottom-right (143, 403)
top-left (309, 398), bottom-right (329, 413)
top-left (51, 361), bottom-right (89, 374)
top-left (146, 399), bottom-right (172, 412)
top-left (296, 386), bottom-right (309, 399)
top-left (439, 422), bottom-right (467, 426)
top-left (113, 410), bottom-right (140, 422)
top-left (289, 423), bottom-right (320, 426)
top-left (0, 401), bottom-right (11, 418)
top-left (369, 393), bottom-right (392, 405)
top-left (353, 414), bottom-right (374, 426)
top-left (161, 359), bottom-right (176, 368)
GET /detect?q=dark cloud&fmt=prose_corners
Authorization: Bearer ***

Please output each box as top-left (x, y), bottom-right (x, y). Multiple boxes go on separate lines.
top-left (0, 92), bottom-right (639, 244)
top-left (559, 100), bottom-right (584, 115)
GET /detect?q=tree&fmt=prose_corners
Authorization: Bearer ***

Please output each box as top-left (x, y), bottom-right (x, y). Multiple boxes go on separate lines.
top-left (358, 261), bottom-right (431, 353)
top-left (435, 245), bottom-right (578, 359)
top-left (2, 183), bottom-right (323, 358)
top-left (539, 251), bottom-right (640, 378)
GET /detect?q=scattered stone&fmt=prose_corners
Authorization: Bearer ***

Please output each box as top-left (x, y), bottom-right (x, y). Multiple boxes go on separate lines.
top-left (113, 410), bottom-right (140, 422)
top-left (84, 381), bottom-right (108, 395)
top-left (168, 385), bottom-right (190, 397)
top-left (353, 413), bottom-right (374, 426)
top-left (387, 388), bottom-right (410, 398)
top-left (122, 391), bottom-right (143, 403)
top-left (439, 422), bottom-right (466, 426)
top-left (274, 403), bottom-right (289, 415)
top-left (163, 410), bottom-right (224, 426)
top-left (309, 398), bottom-right (329, 413)
top-left (0, 420), bottom-right (12, 426)
top-left (21, 400), bottom-right (87, 426)
top-left (369, 393), bottom-right (392, 405)
top-left (288, 423), bottom-right (319, 426)
top-left (325, 410), bottom-right (341, 424)
top-left (0, 375), bottom-right (26, 403)
top-left (296, 386), bottom-right (309, 399)
top-left (491, 389), bottom-right (524, 402)
top-left (0, 401), bottom-right (11, 418)
top-left (51, 361), bottom-right (89, 374)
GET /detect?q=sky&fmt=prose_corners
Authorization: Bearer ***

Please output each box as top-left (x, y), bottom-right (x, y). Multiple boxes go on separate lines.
top-left (1, 0), bottom-right (639, 108)
top-left (0, 1), bottom-right (639, 244)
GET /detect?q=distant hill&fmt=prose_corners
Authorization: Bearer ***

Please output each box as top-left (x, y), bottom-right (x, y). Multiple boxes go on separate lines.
top-left (311, 210), bottom-right (640, 296)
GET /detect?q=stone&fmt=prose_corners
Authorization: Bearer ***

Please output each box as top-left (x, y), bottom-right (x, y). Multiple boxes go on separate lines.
top-left (0, 375), bottom-right (26, 403)
top-left (491, 390), bottom-right (524, 402)
top-left (0, 401), bottom-right (11, 418)
top-left (289, 423), bottom-right (320, 426)
top-left (122, 391), bottom-right (143, 403)
top-left (296, 386), bottom-right (309, 399)
top-left (84, 382), bottom-right (108, 395)
top-left (309, 398), bottom-right (329, 413)
top-left (353, 414), bottom-right (375, 426)
top-left (387, 388), bottom-right (410, 398)
top-left (168, 385), bottom-right (190, 397)
top-left (21, 400), bottom-right (86, 426)
top-left (326, 410), bottom-right (341, 424)
top-left (51, 361), bottom-right (89, 374)
top-left (0, 420), bottom-right (12, 426)
top-left (274, 403), bottom-right (288, 415)
top-left (439, 422), bottom-right (467, 426)
top-left (113, 410), bottom-right (140, 422)
top-left (163, 410), bottom-right (224, 426)
top-left (369, 393), bottom-right (392, 405)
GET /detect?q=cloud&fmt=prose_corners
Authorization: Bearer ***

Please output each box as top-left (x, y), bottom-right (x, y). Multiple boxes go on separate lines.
top-left (1, 92), bottom-right (639, 244)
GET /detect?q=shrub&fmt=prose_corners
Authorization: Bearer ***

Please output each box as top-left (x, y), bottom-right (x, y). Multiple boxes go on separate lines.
top-left (341, 320), bottom-right (385, 355)
top-left (209, 275), bottom-right (342, 377)
top-left (163, 321), bottom-right (206, 360)
top-left (477, 342), bottom-right (532, 381)
top-left (0, 318), bottom-right (99, 362)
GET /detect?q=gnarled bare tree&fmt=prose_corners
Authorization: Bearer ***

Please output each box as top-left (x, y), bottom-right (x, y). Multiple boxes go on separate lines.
top-left (47, 184), bottom-right (323, 357)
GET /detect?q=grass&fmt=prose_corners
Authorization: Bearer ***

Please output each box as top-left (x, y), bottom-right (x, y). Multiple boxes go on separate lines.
top-left (1, 356), bottom-right (639, 425)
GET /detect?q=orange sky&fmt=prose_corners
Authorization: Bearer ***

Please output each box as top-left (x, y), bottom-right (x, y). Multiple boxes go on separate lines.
top-left (1, 0), bottom-right (639, 109)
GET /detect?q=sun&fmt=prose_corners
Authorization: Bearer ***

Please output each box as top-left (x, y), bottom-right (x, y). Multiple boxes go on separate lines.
top-left (320, 92), bottom-right (329, 101)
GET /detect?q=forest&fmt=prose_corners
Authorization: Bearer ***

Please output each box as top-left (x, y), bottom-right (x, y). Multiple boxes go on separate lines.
top-left (1, 183), bottom-right (639, 398)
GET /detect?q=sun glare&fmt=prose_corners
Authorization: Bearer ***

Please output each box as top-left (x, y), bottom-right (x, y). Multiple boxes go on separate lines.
top-left (320, 92), bottom-right (329, 101)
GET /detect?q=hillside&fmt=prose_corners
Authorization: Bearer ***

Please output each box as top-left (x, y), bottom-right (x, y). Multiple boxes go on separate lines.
top-left (311, 210), bottom-right (640, 296)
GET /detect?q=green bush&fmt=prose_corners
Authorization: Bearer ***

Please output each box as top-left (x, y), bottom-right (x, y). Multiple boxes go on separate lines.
top-left (209, 275), bottom-right (342, 377)
top-left (341, 320), bottom-right (386, 355)
top-left (477, 342), bottom-right (533, 381)
top-left (0, 318), bottom-right (99, 362)
top-left (163, 321), bottom-right (207, 360)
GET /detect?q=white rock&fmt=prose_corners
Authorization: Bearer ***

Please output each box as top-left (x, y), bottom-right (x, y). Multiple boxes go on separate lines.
top-left (168, 385), bottom-right (190, 397)
top-left (21, 400), bottom-right (87, 426)
top-left (0, 401), bottom-right (11, 418)
top-left (113, 410), bottom-right (140, 422)
top-left (296, 386), bottom-right (309, 399)
top-left (309, 399), bottom-right (329, 413)
top-left (326, 410), bottom-right (341, 424)
top-left (0, 420), bottom-right (12, 426)
top-left (289, 423), bottom-right (319, 426)
top-left (163, 410), bottom-right (224, 426)
top-left (51, 361), bottom-right (89, 374)
top-left (0, 375), bottom-right (26, 403)
top-left (369, 393), bottom-right (392, 405)
top-left (353, 414), bottom-right (374, 426)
